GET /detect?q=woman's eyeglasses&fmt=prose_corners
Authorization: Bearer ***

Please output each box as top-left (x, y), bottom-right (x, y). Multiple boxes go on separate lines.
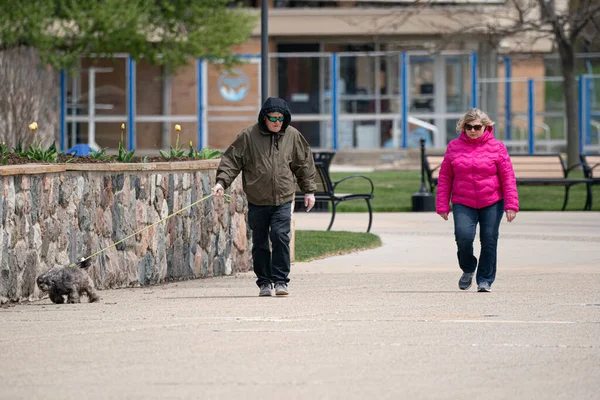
top-left (465, 124), bottom-right (483, 131)
top-left (267, 116), bottom-right (284, 122)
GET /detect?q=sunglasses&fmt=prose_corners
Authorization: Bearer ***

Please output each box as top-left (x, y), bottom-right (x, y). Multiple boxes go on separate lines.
top-left (465, 124), bottom-right (484, 131)
top-left (266, 116), bottom-right (284, 122)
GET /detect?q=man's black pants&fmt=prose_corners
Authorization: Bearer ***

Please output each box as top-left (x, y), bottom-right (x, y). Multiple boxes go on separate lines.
top-left (247, 201), bottom-right (292, 287)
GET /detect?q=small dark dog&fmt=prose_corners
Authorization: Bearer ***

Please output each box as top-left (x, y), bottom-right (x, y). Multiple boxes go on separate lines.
top-left (36, 258), bottom-right (100, 304)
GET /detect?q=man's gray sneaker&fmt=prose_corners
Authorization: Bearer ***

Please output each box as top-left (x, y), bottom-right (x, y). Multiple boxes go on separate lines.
top-left (259, 283), bottom-right (273, 297)
top-left (275, 283), bottom-right (289, 296)
top-left (477, 282), bottom-right (491, 292)
top-left (459, 272), bottom-right (474, 290)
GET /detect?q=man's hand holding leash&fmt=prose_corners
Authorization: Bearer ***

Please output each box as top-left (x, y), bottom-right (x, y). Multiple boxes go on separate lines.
top-left (212, 183), bottom-right (224, 197)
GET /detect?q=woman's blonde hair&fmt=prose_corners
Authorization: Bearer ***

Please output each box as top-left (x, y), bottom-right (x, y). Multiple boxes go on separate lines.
top-left (456, 108), bottom-right (495, 132)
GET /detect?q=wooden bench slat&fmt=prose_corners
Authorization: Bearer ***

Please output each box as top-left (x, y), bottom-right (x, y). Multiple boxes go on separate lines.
top-left (513, 165), bottom-right (564, 172)
top-left (517, 178), bottom-right (589, 184)
top-left (512, 161), bottom-right (563, 166)
top-left (515, 172), bottom-right (565, 178)
top-left (584, 156), bottom-right (600, 164)
top-left (511, 157), bottom-right (560, 164)
top-left (425, 156), bottom-right (445, 164)
top-left (582, 155), bottom-right (600, 179)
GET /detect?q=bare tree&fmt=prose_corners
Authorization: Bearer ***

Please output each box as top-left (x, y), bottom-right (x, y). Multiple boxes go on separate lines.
top-left (341, 0), bottom-right (600, 167)
top-left (0, 47), bottom-right (59, 149)
top-left (540, 0), bottom-right (600, 167)
top-left (441, 0), bottom-right (600, 168)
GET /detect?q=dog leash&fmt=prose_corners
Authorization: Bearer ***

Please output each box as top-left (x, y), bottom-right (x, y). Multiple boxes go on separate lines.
top-left (69, 190), bottom-right (231, 268)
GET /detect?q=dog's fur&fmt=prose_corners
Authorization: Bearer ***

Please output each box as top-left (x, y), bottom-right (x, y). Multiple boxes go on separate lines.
top-left (36, 258), bottom-right (100, 304)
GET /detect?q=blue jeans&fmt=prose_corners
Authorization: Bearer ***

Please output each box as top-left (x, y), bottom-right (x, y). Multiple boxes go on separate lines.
top-left (452, 200), bottom-right (504, 285)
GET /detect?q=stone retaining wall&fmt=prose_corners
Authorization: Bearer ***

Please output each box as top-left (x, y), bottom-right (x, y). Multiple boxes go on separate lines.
top-left (0, 160), bottom-right (250, 303)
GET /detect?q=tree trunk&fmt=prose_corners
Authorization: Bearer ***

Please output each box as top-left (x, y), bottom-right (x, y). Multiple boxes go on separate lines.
top-left (559, 43), bottom-right (579, 169)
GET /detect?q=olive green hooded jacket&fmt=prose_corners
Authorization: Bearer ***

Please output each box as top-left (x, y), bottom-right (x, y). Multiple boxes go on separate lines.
top-left (216, 97), bottom-right (317, 206)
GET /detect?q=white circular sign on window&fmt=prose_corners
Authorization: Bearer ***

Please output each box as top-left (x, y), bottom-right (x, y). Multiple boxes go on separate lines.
top-left (218, 69), bottom-right (250, 102)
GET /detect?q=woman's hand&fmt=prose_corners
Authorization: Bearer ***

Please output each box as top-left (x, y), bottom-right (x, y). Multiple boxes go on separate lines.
top-left (439, 213), bottom-right (449, 221)
top-left (506, 210), bottom-right (517, 223)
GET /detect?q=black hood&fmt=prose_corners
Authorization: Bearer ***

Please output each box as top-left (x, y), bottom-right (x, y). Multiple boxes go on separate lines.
top-left (258, 97), bottom-right (292, 133)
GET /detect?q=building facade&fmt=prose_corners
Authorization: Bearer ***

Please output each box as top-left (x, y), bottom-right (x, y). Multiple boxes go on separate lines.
top-left (63, 0), bottom-right (600, 154)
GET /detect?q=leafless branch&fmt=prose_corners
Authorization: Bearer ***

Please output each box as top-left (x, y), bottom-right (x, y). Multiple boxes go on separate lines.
top-left (568, 3), bottom-right (600, 40)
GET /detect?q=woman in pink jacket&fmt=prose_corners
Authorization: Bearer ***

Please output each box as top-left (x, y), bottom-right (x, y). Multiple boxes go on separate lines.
top-left (436, 108), bottom-right (519, 292)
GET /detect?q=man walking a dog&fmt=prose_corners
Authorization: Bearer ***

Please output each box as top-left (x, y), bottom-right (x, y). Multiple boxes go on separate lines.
top-left (213, 97), bottom-right (317, 297)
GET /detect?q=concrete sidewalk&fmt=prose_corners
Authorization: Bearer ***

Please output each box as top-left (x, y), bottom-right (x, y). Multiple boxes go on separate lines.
top-left (1, 212), bottom-right (599, 400)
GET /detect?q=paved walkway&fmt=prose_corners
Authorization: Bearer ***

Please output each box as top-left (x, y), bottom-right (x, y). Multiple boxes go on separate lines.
top-left (1, 212), bottom-right (599, 400)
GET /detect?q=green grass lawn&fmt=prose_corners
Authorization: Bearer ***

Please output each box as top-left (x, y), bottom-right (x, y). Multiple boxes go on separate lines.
top-left (295, 170), bottom-right (597, 262)
top-left (295, 230), bottom-right (382, 262)
top-left (328, 170), bottom-right (600, 212)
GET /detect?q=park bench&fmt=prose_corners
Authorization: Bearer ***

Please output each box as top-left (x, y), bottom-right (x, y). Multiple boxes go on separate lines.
top-left (423, 154), bottom-right (445, 193)
top-left (295, 151), bottom-right (336, 213)
top-left (295, 161), bottom-right (375, 232)
top-left (424, 153), bottom-right (593, 211)
top-left (581, 154), bottom-right (600, 208)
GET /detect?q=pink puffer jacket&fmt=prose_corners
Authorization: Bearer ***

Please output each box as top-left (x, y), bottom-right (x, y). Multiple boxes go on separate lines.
top-left (436, 127), bottom-right (519, 214)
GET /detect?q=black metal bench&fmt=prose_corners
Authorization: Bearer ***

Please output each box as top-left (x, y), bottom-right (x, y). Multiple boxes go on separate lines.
top-left (581, 154), bottom-right (600, 208)
top-left (295, 151), bottom-right (336, 212)
top-left (424, 153), bottom-right (593, 211)
top-left (423, 153), bottom-right (445, 193)
top-left (295, 161), bottom-right (375, 232)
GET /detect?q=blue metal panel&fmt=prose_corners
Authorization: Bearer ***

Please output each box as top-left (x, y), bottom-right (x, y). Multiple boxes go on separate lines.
top-left (237, 53), bottom-right (261, 59)
top-left (578, 75), bottom-right (584, 155)
top-left (59, 71), bottom-right (66, 151)
top-left (504, 57), bottom-right (512, 140)
top-left (585, 76), bottom-right (592, 147)
top-left (197, 58), bottom-right (203, 150)
top-left (331, 53), bottom-right (338, 150)
top-left (527, 79), bottom-right (535, 154)
top-left (127, 56), bottom-right (136, 151)
top-left (401, 52), bottom-right (408, 149)
top-left (471, 51), bottom-right (477, 108)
